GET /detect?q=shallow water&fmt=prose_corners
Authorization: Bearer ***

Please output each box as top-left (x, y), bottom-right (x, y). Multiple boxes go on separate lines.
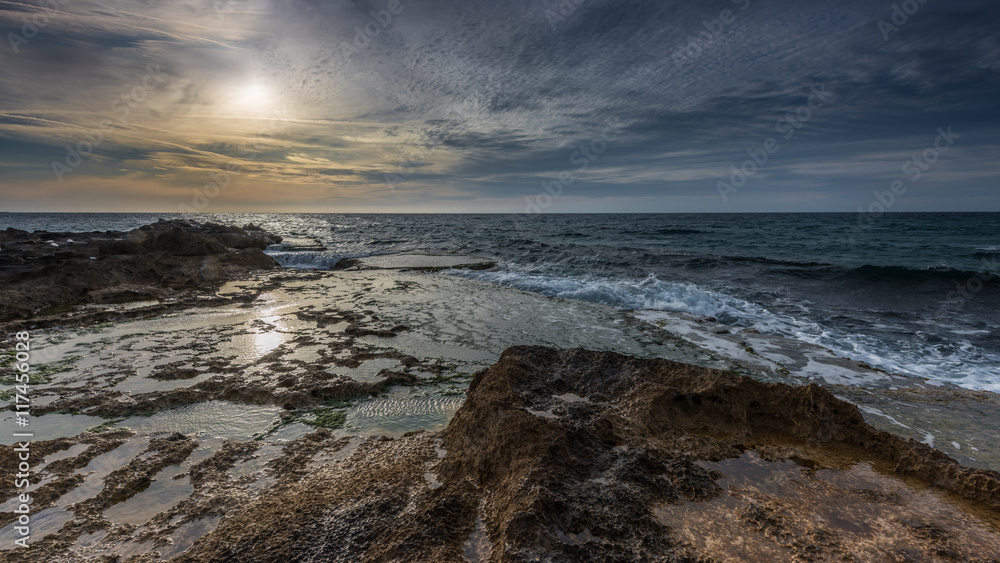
top-left (158, 516), bottom-right (221, 559)
top-left (41, 443), bottom-right (91, 466)
top-left (13, 267), bottom-right (999, 470)
top-left (343, 394), bottom-right (466, 437)
top-left (350, 253), bottom-right (494, 270)
top-left (56, 438), bottom-right (151, 507)
top-left (463, 516), bottom-right (493, 562)
top-left (229, 444), bottom-right (285, 478)
top-left (655, 450), bottom-right (1000, 560)
top-left (0, 506), bottom-right (74, 550)
top-left (6, 213), bottom-right (998, 390)
top-left (0, 412), bottom-right (106, 446)
top-left (103, 464), bottom-right (193, 526)
top-left (115, 402), bottom-right (283, 441)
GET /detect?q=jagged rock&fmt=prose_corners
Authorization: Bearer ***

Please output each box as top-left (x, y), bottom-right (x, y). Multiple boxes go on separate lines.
top-left (0, 220), bottom-right (282, 322)
top-left (173, 346), bottom-right (1000, 562)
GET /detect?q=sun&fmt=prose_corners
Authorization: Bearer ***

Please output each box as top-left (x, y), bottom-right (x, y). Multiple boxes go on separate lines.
top-left (232, 82), bottom-right (272, 110)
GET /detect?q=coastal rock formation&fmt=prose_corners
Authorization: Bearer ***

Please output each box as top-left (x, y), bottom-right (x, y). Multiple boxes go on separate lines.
top-left (169, 346), bottom-right (1000, 562)
top-left (0, 220), bottom-right (281, 322)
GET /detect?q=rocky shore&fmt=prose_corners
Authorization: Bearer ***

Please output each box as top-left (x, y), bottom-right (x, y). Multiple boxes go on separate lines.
top-left (4, 347), bottom-right (998, 561)
top-left (178, 347), bottom-right (1000, 561)
top-left (0, 220), bottom-right (281, 324)
top-left (1, 221), bottom-right (998, 561)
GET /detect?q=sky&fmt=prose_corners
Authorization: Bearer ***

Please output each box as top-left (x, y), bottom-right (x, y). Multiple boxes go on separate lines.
top-left (0, 0), bottom-right (997, 213)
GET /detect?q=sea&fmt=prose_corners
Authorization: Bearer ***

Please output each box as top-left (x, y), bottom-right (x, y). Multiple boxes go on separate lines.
top-left (2, 212), bottom-right (998, 391)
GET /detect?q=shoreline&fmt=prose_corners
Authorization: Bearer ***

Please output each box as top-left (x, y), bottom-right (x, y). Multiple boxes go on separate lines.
top-left (1, 221), bottom-right (998, 560)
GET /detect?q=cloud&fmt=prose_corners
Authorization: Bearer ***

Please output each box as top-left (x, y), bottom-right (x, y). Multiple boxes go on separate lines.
top-left (0, 0), bottom-right (997, 211)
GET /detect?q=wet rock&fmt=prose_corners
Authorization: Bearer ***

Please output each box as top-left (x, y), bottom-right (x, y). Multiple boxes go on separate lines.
top-left (173, 347), bottom-right (1000, 561)
top-left (6, 347), bottom-right (999, 561)
top-left (0, 220), bottom-right (281, 323)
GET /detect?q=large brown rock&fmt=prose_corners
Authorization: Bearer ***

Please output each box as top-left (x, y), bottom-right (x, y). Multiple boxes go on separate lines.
top-left (175, 347), bottom-right (1000, 562)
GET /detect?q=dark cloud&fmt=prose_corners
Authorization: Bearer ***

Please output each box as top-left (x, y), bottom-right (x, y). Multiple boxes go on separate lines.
top-left (0, 0), bottom-right (997, 211)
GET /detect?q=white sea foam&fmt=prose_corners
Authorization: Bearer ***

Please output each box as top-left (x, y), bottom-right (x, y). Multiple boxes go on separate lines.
top-left (265, 250), bottom-right (347, 270)
top-left (449, 269), bottom-right (1000, 392)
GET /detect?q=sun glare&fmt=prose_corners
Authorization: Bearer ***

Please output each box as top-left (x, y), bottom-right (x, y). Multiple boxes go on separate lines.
top-left (233, 82), bottom-right (272, 110)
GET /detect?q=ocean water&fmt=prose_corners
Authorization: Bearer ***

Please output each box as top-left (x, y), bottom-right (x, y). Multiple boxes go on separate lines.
top-left (2, 212), bottom-right (998, 391)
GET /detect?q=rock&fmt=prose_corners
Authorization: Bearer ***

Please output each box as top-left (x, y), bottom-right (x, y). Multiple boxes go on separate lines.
top-left (174, 347), bottom-right (1000, 561)
top-left (0, 220), bottom-right (282, 322)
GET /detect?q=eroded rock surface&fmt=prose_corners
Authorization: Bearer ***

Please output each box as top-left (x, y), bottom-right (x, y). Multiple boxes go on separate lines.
top-left (0, 220), bottom-right (281, 323)
top-left (17, 346), bottom-right (984, 562)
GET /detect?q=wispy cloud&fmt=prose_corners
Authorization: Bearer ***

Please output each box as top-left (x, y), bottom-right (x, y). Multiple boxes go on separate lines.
top-left (0, 0), bottom-right (997, 211)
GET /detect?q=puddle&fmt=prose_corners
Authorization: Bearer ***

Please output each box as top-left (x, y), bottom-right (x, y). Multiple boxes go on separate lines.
top-left (0, 507), bottom-right (74, 550)
top-left (159, 516), bottom-right (222, 558)
top-left (229, 329), bottom-right (292, 360)
top-left (247, 475), bottom-right (277, 492)
top-left (103, 465), bottom-right (193, 526)
top-left (424, 471), bottom-right (442, 489)
top-left (41, 443), bottom-right (91, 466)
top-left (229, 445), bottom-right (284, 478)
top-left (554, 393), bottom-right (591, 404)
top-left (59, 438), bottom-right (150, 507)
top-left (0, 413), bottom-right (106, 445)
top-left (73, 438), bottom-right (149, 477)
top-left (70, 529), bottom-right (108, 550)
top-left (335, 357), bottom-right (402, 383)
top-left (116, 401), bottom-right (282, 441)
top-left (185, 437), bottom-right (227, 467)
top-left (112, 370), bottom-right (214, 394)
top-left (306, 436), bottom-right (366, 471)
top-left (264, 422), bottom-right (313, 443)
top-left (83, 300), bottom-right (161, 311)
top-left (0, 475), bottom-right (59, 511)
top-left (555, 528), bottom-right (596, 545)
top-left (109, 538), bottom-right (157, 559)
top-left (462, 516), bottom-right (493, 562)
top-left (343, 395), bottom-right (465, 437)
top-left (526, 408), bottom-right (559, 419)
top-left (654, 451), bottom-right (1000, 560)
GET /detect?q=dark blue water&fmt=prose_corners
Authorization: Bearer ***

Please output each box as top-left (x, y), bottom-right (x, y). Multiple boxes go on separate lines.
top-left (2, 212), bottom-right (998, 389)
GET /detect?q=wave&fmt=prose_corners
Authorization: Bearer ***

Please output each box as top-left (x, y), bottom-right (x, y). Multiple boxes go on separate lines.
top-left (370, 239), bottom-right (411, 245)
top-left (265, 250), bottom-right (348, 270)
top-left (445, 268), bottom-right (1000, 391)
top-left (449, 270), bottom-right (735, 316)
top-left (849, 264), bottom-right (997, 282)
top-left (680, 256), bottom-right (997, 283)
top-left (619, 227), bottom-right (706, 236)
